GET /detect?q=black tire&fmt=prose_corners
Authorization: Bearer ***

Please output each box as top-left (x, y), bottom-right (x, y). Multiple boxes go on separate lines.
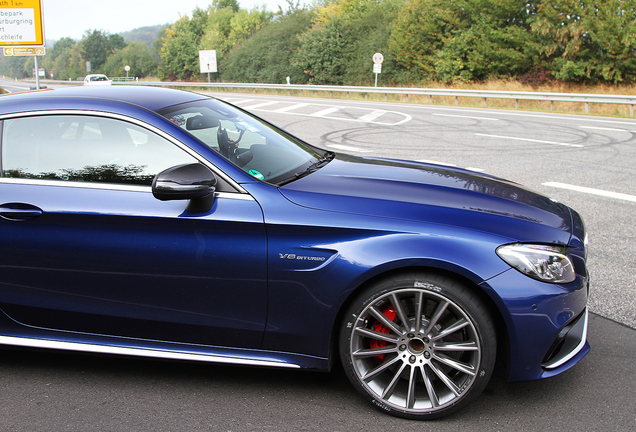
top-left (339, 272), bottom-right (496, 420)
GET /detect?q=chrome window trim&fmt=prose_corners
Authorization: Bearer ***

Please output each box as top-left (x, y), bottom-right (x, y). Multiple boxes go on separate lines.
top-left (0, 109), bottom-right (248, 194)
top-left (0, 177), bottom-right (255, 201)
top-left (0, 335), bottom-right (300, 369)
top-left (0, 177), bottom-right (150, 192)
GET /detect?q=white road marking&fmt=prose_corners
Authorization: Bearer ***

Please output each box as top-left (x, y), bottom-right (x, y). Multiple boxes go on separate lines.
top-left (241, 101), bottom-right (280, 110)
top-left (327, 144), bottom-right (371, 152)
top-left (433, 113), bottom-right (500, 121)
top-left (579, 126), bottom-right (630, 132)
top-left (357, 110), bottom-right (388, 122)
top-left (220, 96), bottom-right (412, 125)
top-left (310, 106), bottom-right (343, 117)
top-left (543, 182), bottom-right (636, 202)
top-left (274, 103), bottom-right (310, 113)
top-left (416, 159), bottom-right (457, 167)
top-left (475, 133), bottom-right (584, 148)
top-left (223, 98), bottom-right (254, 104)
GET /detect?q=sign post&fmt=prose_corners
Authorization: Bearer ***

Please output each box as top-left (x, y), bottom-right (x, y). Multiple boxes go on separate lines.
top-left (372, 52), bottom-right (384, 87)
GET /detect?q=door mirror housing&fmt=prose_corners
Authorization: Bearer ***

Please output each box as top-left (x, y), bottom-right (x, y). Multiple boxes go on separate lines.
top-left (152, 163), bottom-right (217, 212)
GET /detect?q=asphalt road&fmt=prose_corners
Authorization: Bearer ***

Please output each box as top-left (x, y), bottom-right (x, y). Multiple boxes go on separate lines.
top-left (0, 313), bottom-right (633, 431)
top-left (0, 82), bottom-right (634, 430)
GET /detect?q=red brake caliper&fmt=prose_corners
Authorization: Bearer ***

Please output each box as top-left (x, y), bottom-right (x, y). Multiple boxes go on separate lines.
top-left (370, 304), bottom-right (397, 362)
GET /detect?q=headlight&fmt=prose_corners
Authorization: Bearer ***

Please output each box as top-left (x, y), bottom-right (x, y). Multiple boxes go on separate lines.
top-left (496, 243), bottom-right (576, 284)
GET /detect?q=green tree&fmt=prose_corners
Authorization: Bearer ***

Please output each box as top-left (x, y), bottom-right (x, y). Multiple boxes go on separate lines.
top-left (531, 0), bottom-right (636, 82)
top-left (108, 33), bottom-right (127, 52)
top-left (198, 6), bottom-right (236, 58)
top-left (80, 30), bottom-right (127, 73)
top-left (391, 0), bottom-right (533, 83)
top-left (224, 8), bottom-right (314, 83)
top-left (295, 17), bottom-right (348, 84)
top-left (42, 37), bottom-right (75, 79)
top-left (294, 0), bottom-right (406, 85)
top-left (103, 42), bottom-right (157, 78)
top-left (53, 45), bottom-right (85, 80)
top-left (0, 55), bottom-right (30, 78)
top-left (159, 9), bottom-right (208, 80)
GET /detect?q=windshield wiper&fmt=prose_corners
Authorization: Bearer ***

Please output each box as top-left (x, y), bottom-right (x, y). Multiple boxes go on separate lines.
top-left (278, 151), bottom-right (335, 185)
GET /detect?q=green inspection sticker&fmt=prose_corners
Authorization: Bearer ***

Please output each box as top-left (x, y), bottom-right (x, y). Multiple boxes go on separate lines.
top-left (248, 170), bottom-right (265, 180)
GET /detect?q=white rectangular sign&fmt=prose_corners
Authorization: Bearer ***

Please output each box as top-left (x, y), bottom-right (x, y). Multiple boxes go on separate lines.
top-left (199, 50), bottom-right (217, 73)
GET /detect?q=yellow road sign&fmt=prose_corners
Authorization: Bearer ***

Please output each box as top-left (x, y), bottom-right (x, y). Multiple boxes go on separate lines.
top-left (0, 0), bottom-right (45, 47)
top-left (3, 46), bottom-right (45, 55)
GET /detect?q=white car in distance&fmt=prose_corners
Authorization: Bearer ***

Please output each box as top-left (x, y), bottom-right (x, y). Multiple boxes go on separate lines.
top-left (83, 74), bottom-right (112, 86)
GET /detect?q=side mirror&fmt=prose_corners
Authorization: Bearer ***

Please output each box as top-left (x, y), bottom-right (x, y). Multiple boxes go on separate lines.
top-left (152, 163), bottom-right (217, 213)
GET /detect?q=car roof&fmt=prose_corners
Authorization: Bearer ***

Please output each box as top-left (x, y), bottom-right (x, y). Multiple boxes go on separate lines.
top-left (0, 85), bottom-right (209, 113)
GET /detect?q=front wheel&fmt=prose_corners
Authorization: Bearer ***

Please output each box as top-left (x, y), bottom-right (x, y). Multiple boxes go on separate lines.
top-left (339, 273), bottom-right (496, 419)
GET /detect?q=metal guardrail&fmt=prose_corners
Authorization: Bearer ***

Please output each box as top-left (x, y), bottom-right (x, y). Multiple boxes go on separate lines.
top-left (70, 77), bottom-right (138, 82)
top-left (34, 80), bottom-right (636, 116)
top-left (110, 77), bottom-right (138, 82)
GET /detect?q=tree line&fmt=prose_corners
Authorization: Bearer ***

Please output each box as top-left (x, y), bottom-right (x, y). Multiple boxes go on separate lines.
top-left (2, 0), bottom-right (635, 86)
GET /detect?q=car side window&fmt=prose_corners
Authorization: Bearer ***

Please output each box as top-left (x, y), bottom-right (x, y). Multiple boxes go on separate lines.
top-left (1, 115), bottom-right (198, 186)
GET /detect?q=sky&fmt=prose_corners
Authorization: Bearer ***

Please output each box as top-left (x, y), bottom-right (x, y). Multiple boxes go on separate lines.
top-left (42, 0), bottom-right (291, 42)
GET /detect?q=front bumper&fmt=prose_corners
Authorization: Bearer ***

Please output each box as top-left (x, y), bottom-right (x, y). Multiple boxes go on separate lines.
top-left (542, 308), bottom-right (589, 371)
top-left (481, 268), bottom-right (590, 382)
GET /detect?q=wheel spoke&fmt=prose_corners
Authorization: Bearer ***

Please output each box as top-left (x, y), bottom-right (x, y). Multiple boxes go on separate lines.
top-left (428, 360), bottom-right (461, 397)
top-left (432, 353), bottom-right (476, 376)
top-left (414, 291), bottom-right (424, 332)
top-left (433, 341), bottom-right (479, 352)
top-left (381, 362), bottom-right (408, 400)
top-left (361, 355), bottom-right (402, 381)
top-left (352, 346), bottom-right (397, 358)
top-left (406, 365), bottom-right (417, 409)
top-left (369, 306), bottom-right (403, 335)
top-left (423, 300), bottom-right (449, 335)
top-left (390, 293), bottom-right (410, 331)
top-left (354, 326), bottom-right (400, 344)
top-left (421, 365), bottom-right (440, 407)
top-left (430, 317), bottom-right (470, 341)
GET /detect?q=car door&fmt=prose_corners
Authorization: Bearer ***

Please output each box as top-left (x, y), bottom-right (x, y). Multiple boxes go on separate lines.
top-left (0, 113), bottom-right (267, 348)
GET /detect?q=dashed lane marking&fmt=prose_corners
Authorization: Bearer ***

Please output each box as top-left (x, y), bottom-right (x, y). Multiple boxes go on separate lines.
top-left (475, 133), bottom-right (584, 148)
top-left (543, 182), bottom-right (636, 202)
top-left (433, 113), bottom-right (500, 121)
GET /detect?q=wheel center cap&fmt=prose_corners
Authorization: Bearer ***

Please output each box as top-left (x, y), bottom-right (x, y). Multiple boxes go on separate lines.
top-left (408, 338), bottom-right (425, 353)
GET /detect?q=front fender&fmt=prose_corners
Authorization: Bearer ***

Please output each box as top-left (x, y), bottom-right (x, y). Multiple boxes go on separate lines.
top-left (250, 182), bottom-right (514, 358)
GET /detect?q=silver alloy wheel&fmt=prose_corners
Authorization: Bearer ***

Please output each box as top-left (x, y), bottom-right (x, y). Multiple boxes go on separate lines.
top-left (348, 286), bottom-right (482, 414)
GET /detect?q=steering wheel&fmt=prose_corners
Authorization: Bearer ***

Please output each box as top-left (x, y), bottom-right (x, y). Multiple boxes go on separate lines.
top-left (217, 126), bottom-right (246, 164)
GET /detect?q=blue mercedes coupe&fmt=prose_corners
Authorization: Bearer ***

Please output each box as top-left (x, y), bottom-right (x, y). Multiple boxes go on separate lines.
top-left (0, 86), bottom-right (589, 419)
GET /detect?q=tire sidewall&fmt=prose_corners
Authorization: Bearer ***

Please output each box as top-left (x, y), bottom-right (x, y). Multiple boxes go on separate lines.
top-left (339, 273), bottom-right (496, 420)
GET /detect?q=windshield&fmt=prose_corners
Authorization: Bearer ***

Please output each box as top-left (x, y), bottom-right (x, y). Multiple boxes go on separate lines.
top-left (157, 98), bottom-right (327, 184)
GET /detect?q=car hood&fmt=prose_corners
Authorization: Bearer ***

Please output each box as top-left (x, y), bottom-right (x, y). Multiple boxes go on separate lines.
top-left (279, 154), bottom-right (573, 244)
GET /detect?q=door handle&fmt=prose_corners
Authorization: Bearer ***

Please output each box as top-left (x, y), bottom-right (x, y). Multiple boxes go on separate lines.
top-left (0, 203), bottom-right (43, 221)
